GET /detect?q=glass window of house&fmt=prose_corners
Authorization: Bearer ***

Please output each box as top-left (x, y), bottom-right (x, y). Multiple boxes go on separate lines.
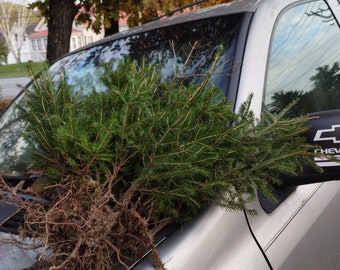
top-left (31, 40), bottom-right (37, 51)
top-left (37, 39), bottom-right (43, 51)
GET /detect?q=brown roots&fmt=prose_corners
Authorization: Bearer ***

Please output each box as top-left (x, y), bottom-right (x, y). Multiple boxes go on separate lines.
top-left (3, 179), bottom-right (169, 270)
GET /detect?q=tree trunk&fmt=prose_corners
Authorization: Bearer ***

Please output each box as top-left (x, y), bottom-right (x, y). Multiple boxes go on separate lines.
top-left (103, 0), bottom-right (120, 37)
top-left (46, 0), bottom-right (78, 63)
top-left (104, 20), bottom-right (119, 37)
top-left (16, 48), bottom-right (21, 63)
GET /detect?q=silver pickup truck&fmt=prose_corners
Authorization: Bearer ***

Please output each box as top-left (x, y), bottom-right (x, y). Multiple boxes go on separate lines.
top-left (2, 0), bottom-right (340, 269)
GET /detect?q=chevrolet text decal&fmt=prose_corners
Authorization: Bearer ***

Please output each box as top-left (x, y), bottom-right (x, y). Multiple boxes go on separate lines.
top-left (314, 124), bottom-right (340, 144)
top-left (313, 124), bottom-right (340, 166)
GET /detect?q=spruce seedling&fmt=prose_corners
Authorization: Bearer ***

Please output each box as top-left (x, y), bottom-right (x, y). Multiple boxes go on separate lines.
top-left (17, 58), bottom-right (319, 269)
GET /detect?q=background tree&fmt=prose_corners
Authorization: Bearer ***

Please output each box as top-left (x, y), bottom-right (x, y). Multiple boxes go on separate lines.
top-left (47, 0), bottom-right (78, 64)
top-left (29, 0), bottom-right (232, 63)
top-left (309, 62), bottom-right (340, 111)
top-left (268, 61), bottom-right (340, 116)
top-left (268, 90), bottom-right (307, 118)
top-left (0, 1), bottom-right (33, 63)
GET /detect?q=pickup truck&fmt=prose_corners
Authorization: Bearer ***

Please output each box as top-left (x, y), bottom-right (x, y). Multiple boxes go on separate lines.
top-left (1, 0), bottom-right (340, 269)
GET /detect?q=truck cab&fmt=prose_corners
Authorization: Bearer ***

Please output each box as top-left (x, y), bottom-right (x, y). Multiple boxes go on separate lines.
top-left (1, 0), bottom-right (340, 269)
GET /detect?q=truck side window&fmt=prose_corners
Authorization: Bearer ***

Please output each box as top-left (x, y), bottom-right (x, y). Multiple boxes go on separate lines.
top-left (265, 0), bottom-right (340, 117)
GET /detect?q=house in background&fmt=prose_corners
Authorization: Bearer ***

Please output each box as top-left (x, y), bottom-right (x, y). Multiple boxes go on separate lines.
top-left (6, 18), bottom-right (111, 64)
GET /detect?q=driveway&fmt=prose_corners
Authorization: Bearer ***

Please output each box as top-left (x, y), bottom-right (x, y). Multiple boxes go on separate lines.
top-left (0, 77), bottom-right (30, 99)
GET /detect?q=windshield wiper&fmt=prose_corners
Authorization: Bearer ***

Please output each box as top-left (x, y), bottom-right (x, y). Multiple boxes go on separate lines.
top-left (1, 174), bottom-right (42, 190)
top-left (2, 174), bottom-right (41, 181)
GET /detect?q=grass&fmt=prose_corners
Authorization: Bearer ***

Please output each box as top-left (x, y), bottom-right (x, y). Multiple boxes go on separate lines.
top-left (0, 61), bottom-right (46, 78)
top-left (0, 62), bottom-right (46, 110)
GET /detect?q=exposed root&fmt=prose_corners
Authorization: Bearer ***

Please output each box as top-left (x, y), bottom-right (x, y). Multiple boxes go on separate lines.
top-left (13, 179), bottom-right (171, 270)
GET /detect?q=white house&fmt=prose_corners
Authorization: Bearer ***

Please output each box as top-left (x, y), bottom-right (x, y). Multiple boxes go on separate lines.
top-left (7, 19), bottom-right (106, 64)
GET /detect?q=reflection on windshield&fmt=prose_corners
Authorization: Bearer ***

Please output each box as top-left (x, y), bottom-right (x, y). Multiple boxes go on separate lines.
top-left (0, 94), bottom-right (30, 174)
top-left (49, 15), bottom-right (243, 94)
top-left (265, 0), bottom-right (340, 116)
top-left (0, 14), bottom-right (244, 175)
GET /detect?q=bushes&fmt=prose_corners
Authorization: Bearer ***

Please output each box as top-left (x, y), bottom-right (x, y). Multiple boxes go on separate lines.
top-left (14, 59), bottom-right (318, 269)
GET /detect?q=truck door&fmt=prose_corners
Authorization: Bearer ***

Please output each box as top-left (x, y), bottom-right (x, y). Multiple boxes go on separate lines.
top-left (248, 1), bottom-right (340, 269)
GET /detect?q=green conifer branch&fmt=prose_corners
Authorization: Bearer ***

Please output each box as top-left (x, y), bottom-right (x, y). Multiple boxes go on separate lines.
top-left (16, 58), bottom-right (326, 269)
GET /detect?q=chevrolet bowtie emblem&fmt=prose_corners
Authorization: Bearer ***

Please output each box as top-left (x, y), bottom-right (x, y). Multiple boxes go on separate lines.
top-left (314, 124), bottom-right (340, 144)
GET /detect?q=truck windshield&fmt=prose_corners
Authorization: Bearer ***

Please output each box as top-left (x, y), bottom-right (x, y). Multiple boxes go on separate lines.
top-left (0, 13), bottom-right (245, 175)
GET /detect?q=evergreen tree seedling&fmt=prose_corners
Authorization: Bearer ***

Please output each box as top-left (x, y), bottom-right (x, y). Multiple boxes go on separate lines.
top-left (15, 59), bottom-right (320, 269)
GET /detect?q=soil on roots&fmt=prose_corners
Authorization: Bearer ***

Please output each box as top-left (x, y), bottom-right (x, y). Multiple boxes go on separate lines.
top-left (22, 181), bottom-right (167, 270)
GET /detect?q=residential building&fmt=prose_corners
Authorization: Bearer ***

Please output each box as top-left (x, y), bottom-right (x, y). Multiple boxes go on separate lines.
top-left (6, 18), bottom-right (108, 64)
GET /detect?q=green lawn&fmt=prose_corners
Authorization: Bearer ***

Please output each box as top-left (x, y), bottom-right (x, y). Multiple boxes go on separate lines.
top-left (0, 61), bottom-right (46, 78)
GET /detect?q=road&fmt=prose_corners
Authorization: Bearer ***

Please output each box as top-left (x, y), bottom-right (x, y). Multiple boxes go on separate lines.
top-left (0, 77), bottom-right (31, 99)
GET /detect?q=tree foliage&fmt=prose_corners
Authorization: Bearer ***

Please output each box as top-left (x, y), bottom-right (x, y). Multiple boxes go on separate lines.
top-left (28, 0), bottom-right (233, 62)
top-left (14, 58), bottom-right (320, 269)
top-left (30, 0), bottom-right (233, 32)
top-left (268, 62), bottom-right (340, 116)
